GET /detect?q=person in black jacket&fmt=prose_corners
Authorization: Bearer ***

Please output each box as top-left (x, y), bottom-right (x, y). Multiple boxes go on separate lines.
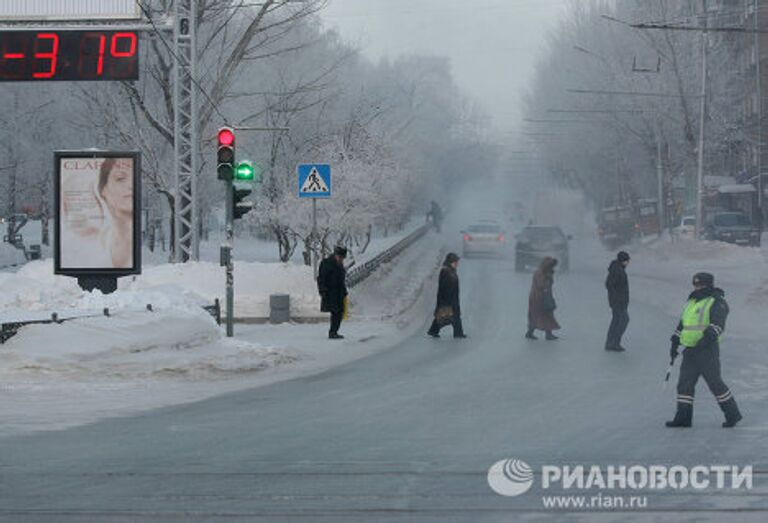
top-left (605, 251), bottom-right (630, 352)
top-left (427, 252), bottom-right (467, 339)
top-left (666, 272), bottom-right (742, 428)
top-left (317, 246), bottom-right (349, 339)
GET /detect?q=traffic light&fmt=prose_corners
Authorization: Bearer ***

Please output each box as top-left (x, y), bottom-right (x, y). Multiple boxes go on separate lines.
top-left (217, 127), bottom-right (235, 180)
top-left (233, 181), bottom-right (254, 220)
top-left (235, 160), bottom-right (263, 183)
top-left (235, 160), bottom-right (254, 181)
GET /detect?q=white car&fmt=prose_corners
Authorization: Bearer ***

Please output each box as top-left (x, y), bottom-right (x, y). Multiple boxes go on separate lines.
top-left (462, 222), bottom-right (506, 258)
top-left (674, 215), bottom-right (696, 239)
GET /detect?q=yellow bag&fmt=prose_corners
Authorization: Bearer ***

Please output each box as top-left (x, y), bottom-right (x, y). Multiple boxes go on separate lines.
top-left (343, 296), bottom-right (350, 320)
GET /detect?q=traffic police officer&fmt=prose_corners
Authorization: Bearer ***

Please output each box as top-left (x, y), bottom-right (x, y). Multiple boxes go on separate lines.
top-left (667, 272), bottom-right (742, 428)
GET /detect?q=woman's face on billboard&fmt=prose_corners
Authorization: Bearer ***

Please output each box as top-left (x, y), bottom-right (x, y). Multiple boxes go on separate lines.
top-left (102, 162), bottom-right (133, 216)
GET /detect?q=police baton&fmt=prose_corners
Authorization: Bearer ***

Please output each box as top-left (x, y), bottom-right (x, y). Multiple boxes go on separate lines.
top-left (663, 346), bottom-right (681, 389)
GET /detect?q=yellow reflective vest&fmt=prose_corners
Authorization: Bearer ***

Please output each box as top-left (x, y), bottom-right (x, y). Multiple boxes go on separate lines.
top-left (680, 296), bottom-right (716, 348)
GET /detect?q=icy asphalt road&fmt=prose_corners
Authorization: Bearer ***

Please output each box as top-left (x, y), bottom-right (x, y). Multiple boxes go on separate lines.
top-left (1, 245), bottom-right (767, 522)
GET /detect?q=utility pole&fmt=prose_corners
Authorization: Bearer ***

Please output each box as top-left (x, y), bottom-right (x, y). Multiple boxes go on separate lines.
top-left (173, 0), bottom-right (199, 262)
top-left (695, 0), bottom-right (708, 240)
top-left (656, 117), bottom-right (665, 234)
top-left (600, 7), bottom-right (768, 239)
top-left (755, 0), bottom-right (763, 228)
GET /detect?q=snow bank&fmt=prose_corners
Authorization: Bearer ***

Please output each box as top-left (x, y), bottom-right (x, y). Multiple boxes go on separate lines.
top-left (125, 260), bottom-right (320, 318)
top-left (0, 310), bottom-right (296, 379)
top-left (0, 258), bottom-right (320, 320)
top-left (641, 237), bottom-right (763, 268)
top-left (0, 242), bottom-right (26, 268)
top-left (0, 260), bottom-right (313, 384)
top-left (0, 233), bottom-right (434, 436)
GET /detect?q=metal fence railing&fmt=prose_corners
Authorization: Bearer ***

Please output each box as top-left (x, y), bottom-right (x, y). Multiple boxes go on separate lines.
top-left (346, 224), bottom-right (430, 288)
top-left (0, 299), bottom-right (221, 345)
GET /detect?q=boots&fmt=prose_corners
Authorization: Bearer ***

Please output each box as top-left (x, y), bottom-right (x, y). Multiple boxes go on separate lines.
top-left (719, 397), bottom-right (742, 428)
top-left (545, 331), bottom-right (559, 340)
top-left (665, 402), bottom-right (693, 428)
top-left (525, 329), bottom-right (538, 340)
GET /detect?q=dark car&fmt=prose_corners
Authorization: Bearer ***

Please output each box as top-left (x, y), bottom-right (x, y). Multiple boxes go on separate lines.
top-left (515, 226), bottom-right (570, 272)
top-left (704, 211), bottom-right (761, 246)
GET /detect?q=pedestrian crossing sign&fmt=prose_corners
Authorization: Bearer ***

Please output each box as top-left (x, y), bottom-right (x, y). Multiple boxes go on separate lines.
top-left (298, 163), bottom-right (332, 198)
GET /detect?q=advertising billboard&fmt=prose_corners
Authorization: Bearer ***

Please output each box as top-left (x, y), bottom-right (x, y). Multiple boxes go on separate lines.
top-left (0, 1), bottom-right (141, 21)
top-left (54, 151), bottom-right (141, 276)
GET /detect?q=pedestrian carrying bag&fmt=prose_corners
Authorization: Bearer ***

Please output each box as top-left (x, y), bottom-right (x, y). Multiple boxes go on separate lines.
top-left (435, 306), bottom-right (454, 326)
top-left (542, 293), bottom-right (557, 312)
top-left (343, 296), bottom-right (350, 320)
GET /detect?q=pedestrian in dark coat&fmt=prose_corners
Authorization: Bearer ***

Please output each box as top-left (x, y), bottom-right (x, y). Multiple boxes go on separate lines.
top-left (317, 246), bottom-right (348, 339)
top-left (605, 251), bottom-right (630, 352)
top-left (427, 252), bottom-right (467, 339)
top-left (526, 256), bottom-right (560, 340)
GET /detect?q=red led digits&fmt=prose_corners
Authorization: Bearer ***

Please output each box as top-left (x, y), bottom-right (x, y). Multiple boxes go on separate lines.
top-left (32, 33), bottom-right (59, 79)
top-left (1, 34), bottom-right (27, 80)
top-left (79, 33), bottom-right (106, 77)
top-left (110, 33), bottom-right (137, 58)
top-left (0, 30), bottom-right (138, 81)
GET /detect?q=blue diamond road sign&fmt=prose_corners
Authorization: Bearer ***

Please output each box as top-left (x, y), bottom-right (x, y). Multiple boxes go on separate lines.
top-left (298, 163), bottom-right (331, 198)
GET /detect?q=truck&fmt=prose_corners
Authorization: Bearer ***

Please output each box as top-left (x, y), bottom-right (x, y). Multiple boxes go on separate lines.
top-left (597, 206), bottom-right (635, 247)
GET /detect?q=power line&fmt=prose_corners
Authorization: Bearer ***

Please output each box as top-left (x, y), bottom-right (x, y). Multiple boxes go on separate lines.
top-left (601, 14), bottom-right (768, 34)
top-left (566, 88), bottom-right (700, 99)
top-left (134, 0), bottom-right (229, 125)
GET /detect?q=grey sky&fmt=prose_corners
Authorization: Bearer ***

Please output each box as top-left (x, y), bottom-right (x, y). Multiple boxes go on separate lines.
top-left (320, 0), bottom-right (570, 134)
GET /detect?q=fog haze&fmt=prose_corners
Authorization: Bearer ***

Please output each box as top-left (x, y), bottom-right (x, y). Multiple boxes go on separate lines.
top-left (321, 0), bottom-right (570, 133)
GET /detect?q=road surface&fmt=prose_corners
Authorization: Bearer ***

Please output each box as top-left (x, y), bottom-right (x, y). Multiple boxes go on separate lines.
top-left (1, 241), bottom-right (767, 522)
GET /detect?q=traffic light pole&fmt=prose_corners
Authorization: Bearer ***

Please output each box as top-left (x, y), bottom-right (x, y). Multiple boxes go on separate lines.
top-left (217, 125), bottom-right (286, 338)
top-left (225, 178), bottom-right (235, 337)
top-left (312, 198), bottom-right (318, 279)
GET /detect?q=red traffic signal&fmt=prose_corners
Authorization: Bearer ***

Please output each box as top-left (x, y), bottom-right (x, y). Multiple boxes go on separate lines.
top-left (218, 127), bottom-right (235, 147)
top-left (217, 127), bottom-right (235, 181)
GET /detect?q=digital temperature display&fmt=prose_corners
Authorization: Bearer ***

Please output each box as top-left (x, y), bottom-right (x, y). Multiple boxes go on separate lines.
top-left (0, 30), bottom-right (138, 82)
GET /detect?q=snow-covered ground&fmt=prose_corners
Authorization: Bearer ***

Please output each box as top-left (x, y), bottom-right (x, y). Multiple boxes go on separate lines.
top-left (0, 231), bottom-right (444, 437)
top-left (578, 234), bottom-right (768, 407)
top-left (0, 258), bottom-right (318, 318)
top-left (0, 242), bottom-right (27, 268)
top-left (4, 223), bottom-right (766, 440)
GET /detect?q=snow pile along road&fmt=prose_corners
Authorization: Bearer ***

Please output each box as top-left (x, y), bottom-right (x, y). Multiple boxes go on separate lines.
top-left (127, 260), bottom-right (320, 318)
top-left (1, 310), bottom-right (296, 378)
top-left (0, 243), bottom-right (27, 268)
top-left (0, 231), bottom-right (441, 436)
top-left (0, 260), bottom-right (307, 382)
top-left (1, 259), bottom-right (320, 320)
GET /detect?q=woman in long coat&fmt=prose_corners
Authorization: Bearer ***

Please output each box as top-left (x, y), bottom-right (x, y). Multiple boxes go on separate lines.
top-left (427, 252), bottom-right (467, 339)
top-left (526, 256), bottom-right (560, 340)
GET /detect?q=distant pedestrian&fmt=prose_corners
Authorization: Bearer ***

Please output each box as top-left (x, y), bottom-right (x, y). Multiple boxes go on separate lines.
top-left (526, 257), bottom-right (560, 340)
top-left (666, 272), bottom-right (742, 428)
top-left (428, 252), bottom-right (467, 339)
top-left (317, 246), bottom-right (349, 339)
top-left (426, 201), bottom-right (443, 233)
top-left (605, 251), bottom-right (630, 352)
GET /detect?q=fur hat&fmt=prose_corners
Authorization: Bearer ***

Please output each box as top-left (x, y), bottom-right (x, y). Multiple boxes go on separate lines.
top-left (693, 272), bottom-right (714, 287)
top-left (334, 246), bottom-right (348, 258)
top-left (444, 252), bottom-right (460, 265)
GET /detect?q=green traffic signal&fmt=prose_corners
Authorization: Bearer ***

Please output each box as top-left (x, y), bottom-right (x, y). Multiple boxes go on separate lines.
top-left (235, 160), bottom-right (263, 182)
top-left (235, 161), bottom-right (254, 181)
